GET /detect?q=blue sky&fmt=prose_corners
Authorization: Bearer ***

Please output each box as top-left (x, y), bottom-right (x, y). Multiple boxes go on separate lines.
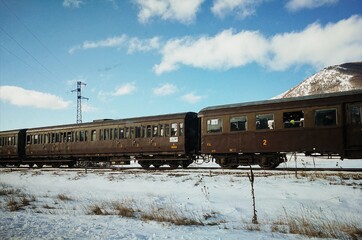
top-left (0, 0), bottom-right (361, 131)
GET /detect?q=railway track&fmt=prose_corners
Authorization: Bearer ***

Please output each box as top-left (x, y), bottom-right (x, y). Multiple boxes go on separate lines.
top-left (1, 166), bottom-right (361, 173)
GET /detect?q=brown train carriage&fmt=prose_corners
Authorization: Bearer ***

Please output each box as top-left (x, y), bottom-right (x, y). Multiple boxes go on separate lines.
top-left (0, 129), bottom-right (26, 166)
top-left (198, 90), bottom-right (362, 169)
top-left (23, 112), bottom-right (199, 168)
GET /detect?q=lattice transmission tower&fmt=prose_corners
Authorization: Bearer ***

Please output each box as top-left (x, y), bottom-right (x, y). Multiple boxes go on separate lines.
top-left (71, 81), bottom-right (89, 124)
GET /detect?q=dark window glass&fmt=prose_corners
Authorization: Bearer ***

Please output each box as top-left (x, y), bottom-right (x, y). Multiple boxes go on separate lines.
top-left (351, 106), bottom-right (362, 125)
top-left (283, 111), bottom-right (304, 128)
top-left (165, 124), bottom-right (170, 137)
top-left (135, 127), bottom-right (141, 138)
top-left (315, 109), bottom-right (337, 126)
top-left (230, 116), bottom-right (247, 131)
top-left (119, 128), bottom-right (124, 139)
top-left (146, 125), bottom-right (152, 138)
top-left (256, 114), bottom-right (274, 130)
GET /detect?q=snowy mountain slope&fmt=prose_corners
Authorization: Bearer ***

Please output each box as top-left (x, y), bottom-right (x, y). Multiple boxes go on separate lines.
top-left (275, 62), bottom-right (362, 98)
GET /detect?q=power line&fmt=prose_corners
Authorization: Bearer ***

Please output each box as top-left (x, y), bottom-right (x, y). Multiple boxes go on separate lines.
top-left (0, 43), bottom-right (50, 80)
top-left (0, 26), bottom-right (62, 82)
top-left (1, 0), bottom-right (79, 78)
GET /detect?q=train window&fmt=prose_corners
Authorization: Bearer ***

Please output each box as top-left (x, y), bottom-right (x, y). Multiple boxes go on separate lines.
top-left (105, 129), bottom-right (110, 140)
top-left (114, 128), bottom-right (118, 139)
top-left (230, 116), bottom-right (247, 131)
top-left (315, 109), bottom-right (337, 126)
top-left (180, 123), bottom-right (184, 136)
top-left (130, 127), bottom-right (135, 139)
top-left (125, 128), bottom-right (130, 139)
top-left (119, 128), bottom-right (124, 139)
top-left (34, 135), bottom-right (39, 144)
top-left (153, 126), bottom-right (158, 137)
top-left (135, 127), bottom-right (141, 138)
top-left (351, 105), bottom-right (362, 125)
top-left (283, 111), bottom-right (304, 128)
top-left (91, 130), bottom-right (97, 141)
top-left (99, 129), bottom-right (103, 141)
top-left (66, 132), bottom-right (72, 142)
top-left (256, 114), bottom-right (274, 130)
top-left (159, 124), bottom-right (164, 137)
top-left (207, 118), bottom-right (223, 133)
top-left (146, 125), bottom-right (152, 138)
top-left (141, 126), bottom-right (146, 138)
top-left (165, 124), bottom-right (170, 137)
top-left (80, 131), bottom-right (87, 141)
top-left (171, 123), bottom-right (178, 136)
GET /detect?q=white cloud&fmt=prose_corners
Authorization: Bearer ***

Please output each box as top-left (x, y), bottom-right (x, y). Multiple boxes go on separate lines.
top-left (154, 16), bottom-right (362, 74)
top-left (181, 93), bottom-right (202, 104)
top-left (135, 0), bottom-right (204, 24)
top-left (154, 29), bottom-right (269, 74)
top-left (267, 15), bottom-right (362, 70)
top-left (211, 0), bottom-right (263, 19)
top-left (69, 35), bottom-right (127, 54)
top-left (0, 86), bottom-right (71, 110)
top-left (114, 83), bottom-right (136, 96)
top-left (69, 35), bottom-right (160, 54)
top-left (62, 0), bottom-right (84, 8)
top-left (285, 0), bottom-right (338, 12)
top-left (153, 83), bottom-right (177, 96)
top-left (128, 37), bottom-right (161, 53)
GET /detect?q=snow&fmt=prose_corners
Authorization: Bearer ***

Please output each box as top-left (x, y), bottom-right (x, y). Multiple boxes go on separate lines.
top-left (275, 65), bottom-right (357, 98)
top-left (1, 154), bottom-right (361, 239)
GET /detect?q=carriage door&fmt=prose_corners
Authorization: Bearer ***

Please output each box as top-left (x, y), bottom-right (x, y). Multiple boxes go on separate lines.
top-left (345, 102), bottom-right (362, 158)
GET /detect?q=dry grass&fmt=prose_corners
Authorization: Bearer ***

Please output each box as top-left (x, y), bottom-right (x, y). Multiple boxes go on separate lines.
top-left (88, 204), bottom-right (110, 215)
top-left (7, 197), bottom-right (22, 211)
top-left (1, 184), bottom-right (36, 212)
top-left (85, 199), bottom-right (205, 226)
top-left (113, 201), bottom-right (136, 218)
top-left (140, 206), bottom-right (203, 226)
top-left (272, 207), bottom-right (362, 239)
top-left (57, 193), bottom-right (73, 201)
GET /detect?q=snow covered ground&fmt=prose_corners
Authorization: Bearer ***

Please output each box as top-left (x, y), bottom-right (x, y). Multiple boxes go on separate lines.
top-left (0, 154), bottom-right (361, 239)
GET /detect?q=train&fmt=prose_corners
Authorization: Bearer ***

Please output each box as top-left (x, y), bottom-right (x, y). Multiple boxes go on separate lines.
top-left (1, 90), bottom-right (361, 169)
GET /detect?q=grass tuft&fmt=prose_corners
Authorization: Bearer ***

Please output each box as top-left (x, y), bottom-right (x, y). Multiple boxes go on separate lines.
top-left (57, 193), bottom-right (73, 201)
top-left (273, 207), bottom-right (362, 239)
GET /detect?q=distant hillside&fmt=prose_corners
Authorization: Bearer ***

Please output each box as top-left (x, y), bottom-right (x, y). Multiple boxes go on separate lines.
top-left (275, 62), bottom-right (362, 98)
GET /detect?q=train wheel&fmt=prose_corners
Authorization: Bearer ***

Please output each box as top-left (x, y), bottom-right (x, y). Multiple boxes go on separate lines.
top-left (52, 163), bottom-right (61, 168)
top-left (168, 163), bottom-right (179, 169)
top-left (181, 163), bottom-right (191, 169)
top-left (36, 163), bottom-right (43, 168)
top-left (68, 162), bottom-right (75, 168)
top-left (28, 163), bottom-right (34, 168)
top-left (153, 164), bottom-right (161, 169)
top-left (140, 163), bottom-right (150, 169)
top-left (258, 156), bottom-right (279, 169)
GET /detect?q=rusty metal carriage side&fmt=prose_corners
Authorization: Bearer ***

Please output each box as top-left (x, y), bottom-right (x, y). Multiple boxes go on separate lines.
top-left (22, 112), bottom-right (199, 168)
top-left (198, 90), bottom-right (362, 168)
top-left (0, 129), bottom-right (26, 165)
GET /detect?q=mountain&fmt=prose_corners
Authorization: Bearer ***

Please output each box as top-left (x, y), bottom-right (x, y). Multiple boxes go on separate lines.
top-left (275, 62), bottom-right (362, 98)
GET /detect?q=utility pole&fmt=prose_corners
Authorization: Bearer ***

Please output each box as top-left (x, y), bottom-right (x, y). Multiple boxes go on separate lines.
top-left (71, 81), bottom-right (88, 124)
